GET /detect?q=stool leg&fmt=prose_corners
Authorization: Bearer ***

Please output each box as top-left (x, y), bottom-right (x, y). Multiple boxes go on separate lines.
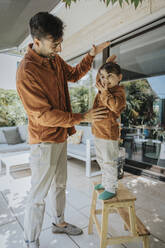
top-left (124, 223), bottom-right (129, 231)
top-left (100, 203), bottom-right (108, 248)
top-left (88, 189), bottom-right (97, 234)
top-left (129, 202), bottom-right (137, 236)
top-left (143, 236), bottom-right (149, 248)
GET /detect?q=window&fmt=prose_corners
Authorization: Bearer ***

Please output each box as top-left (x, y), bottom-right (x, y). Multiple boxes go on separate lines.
top-left (67, 53), bottom-right (103, 115)
top-left (110, 19), bottom-right (165, 168)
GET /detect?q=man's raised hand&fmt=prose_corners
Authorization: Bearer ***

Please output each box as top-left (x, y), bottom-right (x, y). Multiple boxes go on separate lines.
top-left (89, 41), bottom-right (110, 57)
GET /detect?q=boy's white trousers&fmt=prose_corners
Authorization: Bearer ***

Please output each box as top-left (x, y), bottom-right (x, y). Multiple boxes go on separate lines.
top-left (94, 137), bottom-right (119, 193)
top-left (24, 141), bottom-right (67, 244)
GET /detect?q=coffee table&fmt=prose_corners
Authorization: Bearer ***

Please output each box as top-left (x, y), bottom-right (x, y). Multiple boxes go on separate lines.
top-left (0, 152), bottom-right (30, 179)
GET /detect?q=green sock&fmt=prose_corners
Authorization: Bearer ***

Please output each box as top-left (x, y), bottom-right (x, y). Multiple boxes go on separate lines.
top-left (94, 184), bottom-right (105, 190)
top-left (99, 190), bottom-right (116, 200)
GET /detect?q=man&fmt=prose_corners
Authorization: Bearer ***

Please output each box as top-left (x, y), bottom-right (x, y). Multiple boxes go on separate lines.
top-left (16, 12), bottom-right (111, 248)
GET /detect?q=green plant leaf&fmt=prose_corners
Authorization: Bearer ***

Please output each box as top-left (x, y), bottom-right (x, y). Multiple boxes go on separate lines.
top-left (119, 0), bottom-right (123, 7)
top-left (111, 0), bottom-right (118, 5)
top-left (124, 0), bottom-right (129, 4)
top-left (134, 0), bottom-right (140, 8)
top-left (63, 0), bottom-right (142, 8)
top-left (106, 0), bottom-right (111, 6)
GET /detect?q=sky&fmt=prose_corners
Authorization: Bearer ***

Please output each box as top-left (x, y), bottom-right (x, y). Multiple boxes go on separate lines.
top-left (147, 75), bottom-right (165, 99)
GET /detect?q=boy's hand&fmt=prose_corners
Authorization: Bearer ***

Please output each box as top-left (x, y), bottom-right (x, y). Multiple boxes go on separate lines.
top-left (96, 80), bottom-right (108, 92)
top-left (106, 54), bottom-right (117, 63)
top-left (82, 107), bottom-right (109, 122)
top-left (89, 41), bottom-right (110, 57)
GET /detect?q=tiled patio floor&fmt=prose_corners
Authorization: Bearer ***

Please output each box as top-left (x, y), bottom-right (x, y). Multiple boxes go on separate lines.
top-left (0, 158), bottom-right (165, 248)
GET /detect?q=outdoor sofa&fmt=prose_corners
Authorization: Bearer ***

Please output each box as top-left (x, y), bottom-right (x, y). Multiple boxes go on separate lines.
top-left (0, 125), bottom-right (30, 154)
top-left (0, 124), bottom-right (125, 178)
top-left (0, 124), bottom-right (97, 177)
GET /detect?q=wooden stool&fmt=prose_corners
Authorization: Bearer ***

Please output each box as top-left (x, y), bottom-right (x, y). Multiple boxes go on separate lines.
top-left (88, 182), bottom-right (150, 248)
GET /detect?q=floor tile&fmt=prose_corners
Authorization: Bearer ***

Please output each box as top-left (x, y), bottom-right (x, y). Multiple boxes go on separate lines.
top-left (65, 203), bottom-right (89, 229)
top-left (1, 178), bottom-right (51, 231)
top-left (71, 226), bottom-right (125, 248)
top-left (70, 226), bottom-right (100, 248)
top-left (0, 221), bottom-right (23, 248)
top-left (39, 227), bottom-right (78, 248)
top-left (0, 193), bottom-right (16, 226)
top-left (79, 204), bottom-right (91, 218)
top-left (0, 159), bottom-right (165, 248)
top-left (149, 235), bottom-right (165, 248)
top-left (125, 234), bottom-right (165, 248)
top-left (136, 207), bottom-right (165, 242)
top-left (16, 210), bottom-right (52, 231)
top-left (66, 185), bottom-right (91, 210)
top-left (79, 201), bottom-right (102, 219)
top-left (46, 200), bottom-right (89, 229)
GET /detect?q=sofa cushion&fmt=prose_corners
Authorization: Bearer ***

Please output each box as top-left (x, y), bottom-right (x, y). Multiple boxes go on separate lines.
top-left (0, 127), bottom-right (7, 144)
top-left (67, 130), bottom-right (83, 144)
top-left (67, 143), bottom-right (96, 158)
top-left (0, 142), bottom-right (30, 153)
top-left (2, 127), bottom-right (23, 145)
top-left (18, 125), bottom-right (28, 142)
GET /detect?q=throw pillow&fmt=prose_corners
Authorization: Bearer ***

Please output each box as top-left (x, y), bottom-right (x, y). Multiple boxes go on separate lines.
top-left (0, 129), bottom-right (7, 144)
top-left (2, 127), bottom-right (23, 145)
top-left (18, 125), bottom-right (28, 142)
top-left (67, 130), bottom-right (83, 144)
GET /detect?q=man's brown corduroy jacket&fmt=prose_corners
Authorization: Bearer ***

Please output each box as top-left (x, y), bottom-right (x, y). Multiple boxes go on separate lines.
top-left (16, 44), bottom-right (94, 144)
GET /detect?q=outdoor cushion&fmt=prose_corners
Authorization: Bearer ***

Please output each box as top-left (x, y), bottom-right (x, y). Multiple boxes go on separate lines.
top-left (18, 125), bottom-right (28, 142)
top-left (67, 130), bottom-right (83, 144)
top-left (67, 143), bottom-right (96, 158)
top-left (75, 125), bottom-right (94, 145)
top-left (0, 142), bottom-right (30, 153)
top-left (0, 127), bottom-right (7, 144)
top-left (2, 127), bottom-right (23, 145)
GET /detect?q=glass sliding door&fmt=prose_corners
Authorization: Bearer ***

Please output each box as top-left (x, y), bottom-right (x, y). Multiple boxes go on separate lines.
top-left (110, 19), bottom-right (165, 168)
top-left (67, 53), bottom-right (103, 116)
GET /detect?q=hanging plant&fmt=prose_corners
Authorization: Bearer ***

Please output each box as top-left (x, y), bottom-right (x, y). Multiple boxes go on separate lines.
top-left (62, 0), bottom-right (143, 9)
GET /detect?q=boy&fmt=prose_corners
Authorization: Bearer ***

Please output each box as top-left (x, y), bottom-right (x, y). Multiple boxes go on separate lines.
top-left (92, 61), bottom-right (126, 200)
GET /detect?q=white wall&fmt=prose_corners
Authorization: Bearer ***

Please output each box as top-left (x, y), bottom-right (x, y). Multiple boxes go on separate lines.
top-left (57, 0), bottom-right (165, 60)
top-left (0, 53), bottom-right (22, 90)
top-left (19, 0), bottom-right (165, 61)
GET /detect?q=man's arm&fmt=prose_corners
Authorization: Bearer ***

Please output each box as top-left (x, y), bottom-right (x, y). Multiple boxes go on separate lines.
top-left (60, 53), bottom-right (94, 83)
top-left (17, 71), bottom-right (108, 127)
top-left (60, 41), bottom-right (110, 83)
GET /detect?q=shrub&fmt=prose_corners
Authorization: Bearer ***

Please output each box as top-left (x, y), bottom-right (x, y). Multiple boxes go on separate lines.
top-left (0, 88), bottom-right (27, 127)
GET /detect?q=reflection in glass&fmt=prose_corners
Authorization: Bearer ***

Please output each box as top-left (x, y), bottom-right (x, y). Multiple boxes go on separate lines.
top-left (110, 24), bottom-right (165, 81)
top-left (120, 75), bottom-right (165, 168)
top-left (68, 54), bottom-right (103, 114)
top-left (110, 22), bottom-right (165, 168)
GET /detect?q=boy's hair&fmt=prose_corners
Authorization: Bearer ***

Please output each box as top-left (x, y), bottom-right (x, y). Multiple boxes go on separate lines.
top-left (29, 12), bottom-right (64, 41)
top-left (99, 62), bottom-right (121, 76)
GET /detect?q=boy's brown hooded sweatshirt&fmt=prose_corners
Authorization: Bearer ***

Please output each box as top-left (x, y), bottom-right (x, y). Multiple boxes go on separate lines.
top-left (92, 85), bottom-right (126, 141)
top-left (16, 44), bottom-right (94, 144)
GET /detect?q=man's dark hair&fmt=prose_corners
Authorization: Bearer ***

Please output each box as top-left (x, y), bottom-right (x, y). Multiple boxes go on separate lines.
top-left (29, 12), bottom-right (64, 41)
top-left (99, 62), bottom-right (121, 76)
